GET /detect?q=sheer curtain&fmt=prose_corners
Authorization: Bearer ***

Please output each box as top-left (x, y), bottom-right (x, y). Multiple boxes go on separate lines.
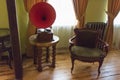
top-left (113, 12), bottom-right (120, 49)
top-left (48, 0), bottom-right (77, 49)
top-left (48, 0), bottom-right (76, 26)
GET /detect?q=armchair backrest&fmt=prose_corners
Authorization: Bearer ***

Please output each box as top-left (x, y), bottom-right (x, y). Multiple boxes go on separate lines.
top-left (74, 28), bottom-right (99, 48)
top-left (85, 22), bottom-right (107, 40)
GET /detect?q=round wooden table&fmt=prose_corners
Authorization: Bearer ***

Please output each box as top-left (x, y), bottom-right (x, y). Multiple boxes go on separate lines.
top-left (29, 34), bottom-right (59, 71)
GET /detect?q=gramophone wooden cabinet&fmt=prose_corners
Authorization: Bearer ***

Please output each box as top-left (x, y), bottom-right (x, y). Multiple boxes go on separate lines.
top-left (29, 34), bottom-right (59, 71)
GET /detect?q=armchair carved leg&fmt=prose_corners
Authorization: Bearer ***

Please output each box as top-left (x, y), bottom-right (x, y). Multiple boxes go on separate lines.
top-left (98, 59), bottom-right (104, 76)
top-left (71, 57), bottom-right (75, 73)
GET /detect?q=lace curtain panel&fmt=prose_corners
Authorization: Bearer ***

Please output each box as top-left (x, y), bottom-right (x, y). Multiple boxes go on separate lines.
top-left (113, 12), bottom-right (120, 49)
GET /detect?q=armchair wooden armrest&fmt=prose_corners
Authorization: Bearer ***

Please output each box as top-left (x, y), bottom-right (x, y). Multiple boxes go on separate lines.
top-left (97, 39), bottom-right (109, 55)
top-left (69, 35), bottom-right (76, 50)
top-left (69, 35), bottom-right (76, 44)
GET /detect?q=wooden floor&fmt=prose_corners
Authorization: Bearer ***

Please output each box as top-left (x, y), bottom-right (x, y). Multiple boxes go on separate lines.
top-left (1, 49), bottom-right (120, 80)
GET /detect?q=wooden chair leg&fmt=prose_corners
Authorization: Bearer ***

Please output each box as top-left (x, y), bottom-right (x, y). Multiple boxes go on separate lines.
top-left (98, 59), bottom-right (104, 76)
top-left (71, 57), bottom-right (75, 73)
top-left (8, 49), bottom-right (12, 69)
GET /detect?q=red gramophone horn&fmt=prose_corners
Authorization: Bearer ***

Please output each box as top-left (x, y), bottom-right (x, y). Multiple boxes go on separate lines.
top-left (29, 2), bottom-right (56, 28)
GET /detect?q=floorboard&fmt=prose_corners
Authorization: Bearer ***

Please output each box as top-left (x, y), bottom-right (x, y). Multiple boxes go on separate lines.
top-left (0, 50), bottom-right (120, 80)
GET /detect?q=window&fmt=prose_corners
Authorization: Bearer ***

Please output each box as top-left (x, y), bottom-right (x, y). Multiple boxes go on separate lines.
top-left (48, 0), bottom-right (77, 26)
top-left (114, 11), bottom-right (120, 26)
top-left (113, 11), bottom-right (120, 49)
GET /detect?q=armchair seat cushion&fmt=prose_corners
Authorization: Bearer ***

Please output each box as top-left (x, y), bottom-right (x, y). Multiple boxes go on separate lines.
top-left (71, 46), bottom-right (105, 58)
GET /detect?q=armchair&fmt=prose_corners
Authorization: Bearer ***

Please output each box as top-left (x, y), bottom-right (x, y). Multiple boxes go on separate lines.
top-left (69, 28), bottom-right (109, 76)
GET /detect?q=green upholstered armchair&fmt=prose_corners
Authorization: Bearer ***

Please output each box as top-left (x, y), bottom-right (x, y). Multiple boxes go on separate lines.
top-left (69, 28), bottom-right (109, 76)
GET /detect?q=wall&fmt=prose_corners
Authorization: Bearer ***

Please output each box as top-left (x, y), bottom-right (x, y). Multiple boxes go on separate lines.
top-left (0, 0), bottom-right (9, 28)
top-left (86, 0), bottom-right (107, 22)
top-left (0, 0), bottom-right (107, 54)
top-left (16, 0), bottom-right (28, 54)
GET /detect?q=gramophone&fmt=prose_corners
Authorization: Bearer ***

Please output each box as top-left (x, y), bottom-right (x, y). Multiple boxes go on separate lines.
top-left (29, 2), bottom-right (56, 42)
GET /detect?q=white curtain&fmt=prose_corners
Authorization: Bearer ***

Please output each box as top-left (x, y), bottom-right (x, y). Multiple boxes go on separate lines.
top-left (113, 12), bottom-right (120, 49)
top-left (52, 26), bottom-right (74, 49)
top-left (48, 0), bottom-right (76, 26)
top-left (48, 0), bottom-right (77, 49)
